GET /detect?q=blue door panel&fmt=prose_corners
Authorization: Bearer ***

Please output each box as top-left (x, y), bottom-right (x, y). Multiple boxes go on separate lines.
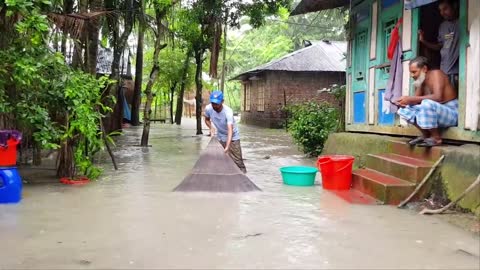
top-left (354, 92), bottom-right (366, 124)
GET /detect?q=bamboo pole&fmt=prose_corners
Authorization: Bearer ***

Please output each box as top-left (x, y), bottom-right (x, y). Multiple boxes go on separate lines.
top-left (398, 155), bottom-right (445, 208)
top-left (419, 174), bottom-right (480, 215)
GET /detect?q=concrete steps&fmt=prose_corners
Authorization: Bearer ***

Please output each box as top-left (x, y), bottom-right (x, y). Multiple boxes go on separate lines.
top-left (350, 141), bottom-right (439, 205)
top-left (352, 169), bottom-right (415, 205)
top-left (329, 189), bottom-right (381, 205)
top-left (366, 153), bottom-right (433, 183)
top-left (389, 140), bottom-right (443, 161)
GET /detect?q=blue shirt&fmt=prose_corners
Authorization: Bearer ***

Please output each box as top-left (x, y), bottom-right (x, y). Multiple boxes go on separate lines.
top-left (205, 104), bottom-right (240, 142)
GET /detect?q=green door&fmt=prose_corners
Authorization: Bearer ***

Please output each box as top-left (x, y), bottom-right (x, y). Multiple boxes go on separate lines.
top-left (351, 5), bottom-right (371, 124)
top-left (376, 0), bottom-right (402, 125)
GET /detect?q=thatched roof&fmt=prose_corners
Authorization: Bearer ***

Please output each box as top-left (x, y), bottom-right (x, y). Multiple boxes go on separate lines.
top-left (290, 0), bottom-right (350, 16)
top-left (232, 40), bottom-right (347, 81)
top-left (48, 11), bottom-right (113, 39)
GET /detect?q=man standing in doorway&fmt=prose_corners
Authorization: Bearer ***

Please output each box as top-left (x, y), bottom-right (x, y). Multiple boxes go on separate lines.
top-left (419, 0), bottom-right (459, 89)
top-left (204, 90), bottom-right (247, 173)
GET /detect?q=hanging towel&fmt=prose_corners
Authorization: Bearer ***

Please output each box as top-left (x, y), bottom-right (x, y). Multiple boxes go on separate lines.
top-left (388, 18), bottom-right (403, 60)
top-left (382, 92), bottom-right (391, 114)
top-left (385, 18), bottom-right (403, 113)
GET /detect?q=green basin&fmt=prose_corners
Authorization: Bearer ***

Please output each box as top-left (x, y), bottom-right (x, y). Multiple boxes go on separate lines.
top-left (280, 166), bottom-right (318, 186)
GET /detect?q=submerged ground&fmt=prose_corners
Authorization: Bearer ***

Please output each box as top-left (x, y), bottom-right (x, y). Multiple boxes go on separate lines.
top-left (1, 119), bottom-right (479, 269)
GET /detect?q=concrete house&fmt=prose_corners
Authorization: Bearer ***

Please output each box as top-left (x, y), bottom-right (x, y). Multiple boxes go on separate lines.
top-left (233, 40), bottom-right (347, 128)
top-left (292, 0), bottom-right (480, 142)
top-left (291, 0), bottom-right (480, 212)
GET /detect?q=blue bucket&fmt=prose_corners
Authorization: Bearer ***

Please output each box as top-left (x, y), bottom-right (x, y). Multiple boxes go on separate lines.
top-left (0, 167), bottom-right (22, 204)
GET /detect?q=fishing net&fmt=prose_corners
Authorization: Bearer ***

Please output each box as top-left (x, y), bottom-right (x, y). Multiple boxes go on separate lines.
top-left (174, 137), bottom-right (261, 192)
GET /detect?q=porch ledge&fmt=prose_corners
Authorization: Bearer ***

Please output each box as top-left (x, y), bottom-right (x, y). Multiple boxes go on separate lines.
top-left (345, 124), bottom-right (480, 143)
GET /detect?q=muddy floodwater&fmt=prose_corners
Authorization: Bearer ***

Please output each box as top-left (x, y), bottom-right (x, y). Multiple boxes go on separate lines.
top-left (1, 119), bottom-right (479, 269)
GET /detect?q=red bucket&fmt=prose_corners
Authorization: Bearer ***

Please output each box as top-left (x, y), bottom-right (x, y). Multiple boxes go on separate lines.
top-left (0, 138), bottom-right (20, 167)
top-left (317, 155), bottom-right (355, 190)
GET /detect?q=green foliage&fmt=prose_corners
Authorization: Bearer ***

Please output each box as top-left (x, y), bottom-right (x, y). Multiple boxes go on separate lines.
top-left (331, 84), bottom-right (346, 102)
top-left (285, 84), bottom-right (346, 156)
top-left (1, 48), bottom-right (66, 150)
top-left (226, 8), bottom-right (347, 75)
top-left (226, 22), bottom-right (293, 76)
top-left (286, 102), bottom-right (339, 157)
top-left (0, 47), bottom-right (111, 178)
top-left (158, 48), bottom-right (193, 91)
top-left (63, 73), bottom-right (111, 179)
top-left (223, 8), bottom-right (347, 109)
top-left (141, 46), bottom-right (194, 109)
top-left (284, 9), bottom-right (348, 50)
top-left (330, 84), bottom-right (346, 132)
top-left (0, 0), bottom-right (112, 179)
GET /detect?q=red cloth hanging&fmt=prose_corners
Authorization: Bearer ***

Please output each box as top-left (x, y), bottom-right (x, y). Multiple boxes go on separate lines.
top-left (387, 18), bottom-right (403, 60)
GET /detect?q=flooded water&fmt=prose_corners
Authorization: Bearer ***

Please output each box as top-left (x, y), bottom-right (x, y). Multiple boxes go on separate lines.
top-left (0, 119), bottom-right (479, 269)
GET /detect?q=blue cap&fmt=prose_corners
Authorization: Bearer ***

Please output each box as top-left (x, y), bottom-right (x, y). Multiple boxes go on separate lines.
top-left (210, 90), bottom-right (224, 104)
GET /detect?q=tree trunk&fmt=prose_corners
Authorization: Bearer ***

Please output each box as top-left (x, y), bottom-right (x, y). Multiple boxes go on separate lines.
top-left (72, 43), bottom-right (83, 69)
top-left (33, 143), bottom-right (42, 166)
top-left (61, 0), bottom-right (75, 58)
top-left (105, 0), bottom-right (135, 133)
top-left (220, 11), bottom-right (228, 92)
top-left (57, 140), bottom-right (75, 178)
top-left (140, 41), bottom-right (168, 146)
top-left (72, 0), bottom-right (88, 69)
top-left (174, 50), bottom-right (191, 125)
top-left (131, 0), bottom-right (145, 126)
top-left (106, 47), bottom-right (125, 133)
top-left (57, 113), bottom-right (75, 178)
top-left (194, 50), bottom-right (204, 135)
top-left (140, 70), bottom-right (157, 147)
top-left (169, 82), bottom-right (177, 124)
top-left (85, 0), bottom-right (102, 74)
top-left (0, 6), bottom-right (14, 50)
top-left (52, 30), bottom-right (59, 52)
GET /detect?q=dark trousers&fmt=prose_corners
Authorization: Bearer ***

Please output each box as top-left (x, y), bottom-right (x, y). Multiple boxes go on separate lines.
top-left (220, 140), bottom-right (247, 174)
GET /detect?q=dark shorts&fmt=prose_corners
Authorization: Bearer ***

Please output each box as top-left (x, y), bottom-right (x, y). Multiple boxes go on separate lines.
top-left (220, 140), bottom-right (247, 173)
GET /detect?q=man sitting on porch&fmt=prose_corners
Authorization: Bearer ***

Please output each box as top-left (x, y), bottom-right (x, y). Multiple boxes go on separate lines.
top-left (396, 56), bottom-right (458, 147)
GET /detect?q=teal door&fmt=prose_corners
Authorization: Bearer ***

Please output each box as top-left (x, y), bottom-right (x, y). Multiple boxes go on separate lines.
top-left (352, 5), bottom-right (370, 124)
top-left (376, 0), bottom-right (402, 125)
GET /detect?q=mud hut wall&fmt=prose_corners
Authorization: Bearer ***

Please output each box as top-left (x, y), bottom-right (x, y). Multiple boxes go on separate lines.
top-left (242, 71), bottom-right (345, 128)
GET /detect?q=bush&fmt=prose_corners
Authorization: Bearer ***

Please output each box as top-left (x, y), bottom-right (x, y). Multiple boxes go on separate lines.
top-left (286, 102), bottom-right (339, 157)
top-left (0, 1), bottom-right (114, 179)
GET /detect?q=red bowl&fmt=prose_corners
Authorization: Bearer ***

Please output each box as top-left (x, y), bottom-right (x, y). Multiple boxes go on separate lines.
top-left (60, 176), bottom-right (90, 185)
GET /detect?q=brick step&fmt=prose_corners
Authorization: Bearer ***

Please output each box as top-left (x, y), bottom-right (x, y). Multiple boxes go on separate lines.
top-left (329, 189), bottom-right (381, 205)
top-left (389, 140), bottom-right (443, 161)
top-left (352, 169), bottom-right (416, 205)
top-left (366, 153), bottom-right (433, 183)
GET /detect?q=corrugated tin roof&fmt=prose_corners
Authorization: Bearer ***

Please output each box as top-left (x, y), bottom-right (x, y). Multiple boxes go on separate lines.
top-left (232, 40), bottom-right (347, 80)
top-left (290, 0), bottom-right (350, 16)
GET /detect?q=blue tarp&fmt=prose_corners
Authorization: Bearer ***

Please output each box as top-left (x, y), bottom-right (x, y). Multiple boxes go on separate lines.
top-left (122, 88), bottom-right (131, 121)
top-left (404, 0), bottom-right (438, 9)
